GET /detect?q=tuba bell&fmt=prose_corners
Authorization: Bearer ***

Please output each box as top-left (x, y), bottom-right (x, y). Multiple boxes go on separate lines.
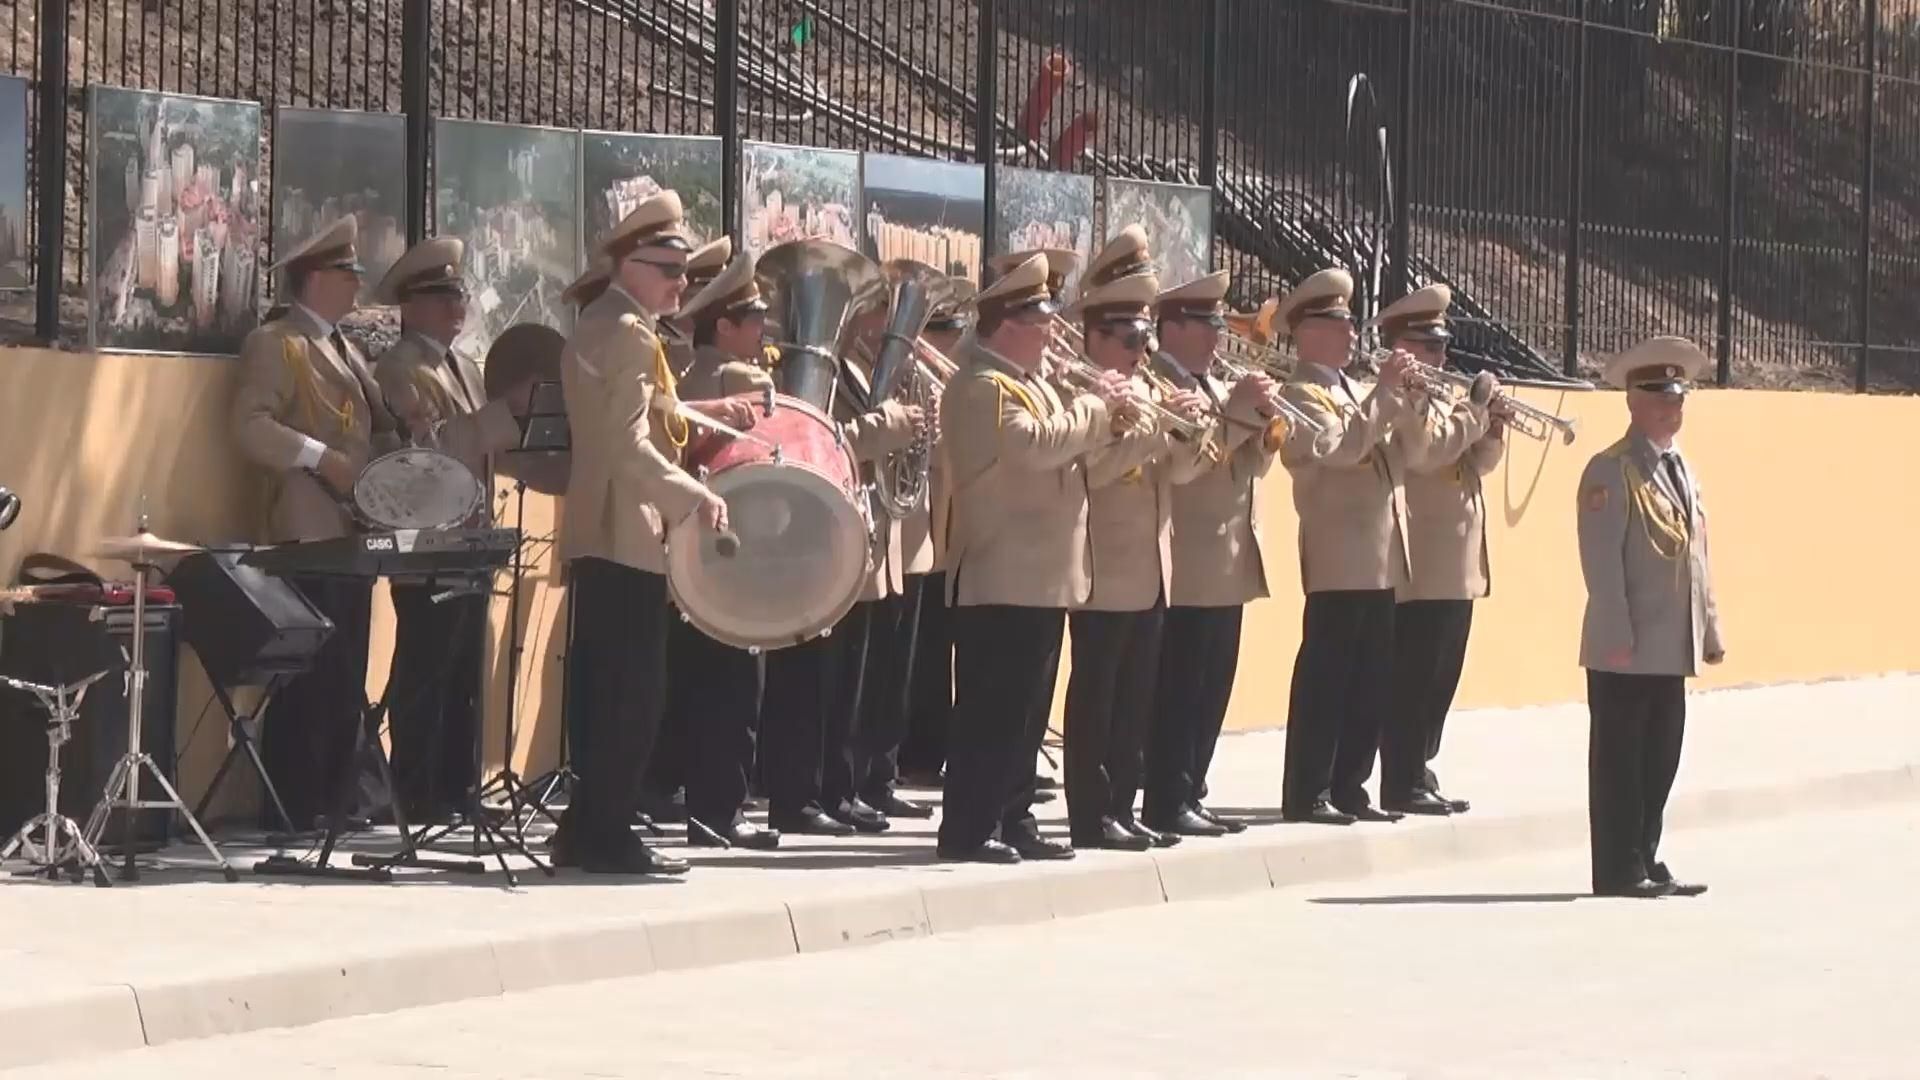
top-left (856, 259), bottom-right (948, 519)
top-left (755, 238), bottom-right (882, 415)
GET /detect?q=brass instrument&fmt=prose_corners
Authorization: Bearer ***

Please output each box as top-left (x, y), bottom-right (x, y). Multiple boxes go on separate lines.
top-left (757, 238), bottom-right (882, 415)
top-left (1046, 314), bottom-right (1214, 445)
top-left (1207, 351), bottom-right (1324, 439)
top-left (1362, 346), bottom-right (1579, 445)
top-left (849, 330), bottom-right (959, 518)
top-left (853, 258), bottom-right (947, 519)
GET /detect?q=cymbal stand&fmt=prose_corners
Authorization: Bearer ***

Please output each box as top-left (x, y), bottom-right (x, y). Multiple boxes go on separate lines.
top-left (1, 670), bottom-right (114, 886)
top-left (474, 481), bottom-right (558, 842)
top-left (522, 583), bottom-right (576, 827)
top-left (82, 522), bottom-right (238, 882)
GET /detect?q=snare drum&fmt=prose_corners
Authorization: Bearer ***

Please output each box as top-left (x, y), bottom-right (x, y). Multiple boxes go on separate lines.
top-left (352, 448), bottom-right (486, 531)
top-left (665, 395), bottom-right (870, 652)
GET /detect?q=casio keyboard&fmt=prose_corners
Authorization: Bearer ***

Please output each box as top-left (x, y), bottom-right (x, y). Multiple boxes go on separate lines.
top-left (239, 527), bottom-right (520, 580)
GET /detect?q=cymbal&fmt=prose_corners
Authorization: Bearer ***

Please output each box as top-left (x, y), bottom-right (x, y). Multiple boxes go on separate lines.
top-left (95, 531), bottom-right (203, 563)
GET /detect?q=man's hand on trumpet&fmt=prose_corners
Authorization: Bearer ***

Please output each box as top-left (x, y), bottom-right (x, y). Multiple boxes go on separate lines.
top-left (1162, 387), bottom-right (1208, 422)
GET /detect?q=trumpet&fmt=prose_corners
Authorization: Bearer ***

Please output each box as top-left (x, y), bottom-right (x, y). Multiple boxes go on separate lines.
top-left (1362, 347), bottom-right (1578, 445)
top-left (1217, 328), bottom-right (1296, 381)
top-left (1209, 352), bottom-right (1325, 439)
top-left (1046, 316), bottom-right (1217, 446)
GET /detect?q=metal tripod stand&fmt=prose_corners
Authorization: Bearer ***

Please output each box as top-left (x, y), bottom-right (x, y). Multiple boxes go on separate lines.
top-left (473, 479), bottom-right (559, 841)
top-left (82, 521), bottom-right (238, 882)
top-left (1, 670), bottom-right (114, 886)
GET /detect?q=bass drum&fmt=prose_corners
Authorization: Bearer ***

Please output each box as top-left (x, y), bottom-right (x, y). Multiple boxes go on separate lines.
top-left (666, 395), bottom-right (870, 652)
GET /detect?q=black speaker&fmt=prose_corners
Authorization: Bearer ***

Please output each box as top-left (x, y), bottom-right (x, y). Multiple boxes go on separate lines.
top-left (168, 551), bottom-right (334, 688)
top-left (0, 600), bottom-right (180, 845)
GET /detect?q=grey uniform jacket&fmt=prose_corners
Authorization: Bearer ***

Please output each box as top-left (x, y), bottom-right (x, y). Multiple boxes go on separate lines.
top-left (1576, 431), bottom-right (1724, 677)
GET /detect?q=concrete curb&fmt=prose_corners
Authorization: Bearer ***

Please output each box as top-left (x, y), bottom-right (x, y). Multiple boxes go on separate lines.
top-left (6, 763), bottom-right (1913, 1071)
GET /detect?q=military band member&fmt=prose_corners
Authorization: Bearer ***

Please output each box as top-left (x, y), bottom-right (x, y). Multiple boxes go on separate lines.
top-left (370, 237), bottom-right (531, 822)
top-left (1275, 268), bottom-right (1416, 825)
top-left (1373, 285), bottom-right (1503, 817)
top-left (658, 253), bottom-right (780, 850)
top-left (936, 254), bottom-right (1128, 863)
top-left (553, 191), bottom-right (757, 874)
top-left (1142, 270), bottom-right (1280, 838)
top-left (1578, 337), bottom-right (1721, 898)
top-left (898, 287), bottom-right (972, 788)
top-left (1063, 256), bottom-right (1209, 851)
top-left (232, 216), bottom-right (399, 828)
top-left (757, 277), bottom-right (924, 838)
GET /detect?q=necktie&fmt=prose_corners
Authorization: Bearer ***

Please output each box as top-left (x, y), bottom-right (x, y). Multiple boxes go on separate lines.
top-left (1661, 453), bottom-right (1691, 521)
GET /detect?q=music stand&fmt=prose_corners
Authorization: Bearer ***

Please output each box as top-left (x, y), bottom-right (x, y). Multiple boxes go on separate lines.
top-left (475, 378), bottom-right (568, 839)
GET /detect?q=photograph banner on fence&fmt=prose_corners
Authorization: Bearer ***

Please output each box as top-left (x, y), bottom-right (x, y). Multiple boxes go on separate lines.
top-left (1102, 176), bottom-right (1212, 290)
top-left (434, 118), bottom-right (580, 366)
top-left (0, 75), bottom-right (25, 290)
top-left (88, 86), bottom-right (264, 354)
top-left (582, 131), bottom-right (723, 252)
top-left (995, 165), bottom-right (1095, 295)
top-left (861, 153), bottom-right (985, 284)
top-left (271, 107), bottom-right (408, 306)
top-left (740, 141), bottom-right (860, 262)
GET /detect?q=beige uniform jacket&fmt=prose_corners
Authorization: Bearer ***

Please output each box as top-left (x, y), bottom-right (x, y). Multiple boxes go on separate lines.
top-left (1078, 373), bottom-right (1215, 612)
top-left (1279, 364), bottom-right (1414, 594)
top-left (231, 308), bottom-right (419, 543)
top-left (941, 335), bottom-right (1111, 609)
top-left (677, 343), bottom-right (774, 403)
top-left (836, 359), bottom-right (922, 602)
top-left (1396, 390), bottom-right (1504, 602)
top-left (1577, 431), bottom-right (1724, 677)
top-left (557, 285), bottom-right (710, 576)
top-left (372, 332), bottom-right (523, 525)
top-left (1150, 355), bottom-right (1279, 608)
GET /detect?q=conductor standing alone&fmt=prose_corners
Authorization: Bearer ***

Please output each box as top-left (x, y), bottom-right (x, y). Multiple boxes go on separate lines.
top-left (1576, 336), bottom-right (1723, 899)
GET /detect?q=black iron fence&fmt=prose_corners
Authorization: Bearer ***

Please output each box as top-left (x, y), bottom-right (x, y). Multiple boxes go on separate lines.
top-left (0, 0), bottom-right (1914, 391)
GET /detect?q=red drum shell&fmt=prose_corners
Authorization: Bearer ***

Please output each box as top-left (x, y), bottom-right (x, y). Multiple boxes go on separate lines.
top-left (667, 394), bottom-right (869, 651)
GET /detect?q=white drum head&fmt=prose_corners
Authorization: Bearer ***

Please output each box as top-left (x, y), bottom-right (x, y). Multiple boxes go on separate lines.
top-left (666, 461), bottom-right (869, 651)
top-left (353, 449), bottom-right (484, 530)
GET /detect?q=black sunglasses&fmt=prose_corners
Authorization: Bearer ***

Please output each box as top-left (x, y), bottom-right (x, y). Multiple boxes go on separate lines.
top-left (1096, 323), bottom-right (1153, 350)
top-left (628, 257), bottom-right (689, 280)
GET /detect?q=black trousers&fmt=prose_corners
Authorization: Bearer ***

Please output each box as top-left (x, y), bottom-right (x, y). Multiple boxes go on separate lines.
top-left (853, 579), bottom-right (924, 801)
top-left (1282, 589), bottom-right (1397, 813)
top-left (663, 614), bottom-right (764, 829)
top-left (761, 601), bottom-right (872, 817)
top-left (562, 558), bottom-right (669, 854)
top-left (1143, 605), bottom-right (1243, 824)
top-left (1064, 604), bottom-right (1165, 839)
top-left (899, 572), bottom-right (952, 777)
top-left (938, 603), bottom-right (1065, 850)
top-left (1380, 599), bottom-right (1474, 803)
top-left (1586, 670), bottom-right (1686, 891)
top-left (386, 584), bottom-right (487, 815)
top-left (261, 576), bottom-right (375, 829)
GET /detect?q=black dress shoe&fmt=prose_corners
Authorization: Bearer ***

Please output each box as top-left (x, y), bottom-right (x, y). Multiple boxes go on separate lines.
top-left (1648, 863), bottom-right (1707, 897)
top-left (636, 790), bottom-right (687, 824)
top-left (1281, 800), bottom-right (1357, 826)
top-left (1435, 790), bottom-right (1471, 814)
top-left (937, 839), bottom-right (1021, 864)
top-left (1147, 807), bottom-right (1228, 837)
top-left (1334, 802), bottom-right (1403, 823)
top-left (770, 807), bottom-right (856, 836)
top-left (863, 790), bottom-right (933, 819)
top-left (829, 798), bottom-right (890, 834)
top-left (1120, 816), bottom-right (1180, 848)
top-left (1191, 804), bottom-right (1247, 834)
top-left (897, 768), bottom-right (944, 789)
top-left (1006, 830), bottom-right (1076, 861)
top-left (1595, 877), bottom-right (1675, 898)
top-left (1383, 791), bottom-right (1454, 816)
top-left (1074, 818), bottom-right (1151, 851)
top-left (581, 837), bottom-right (689, 876)
top-left (1033, 788), bottom-right (1058, 804)
top-left (688, 819), bottom-right (781, 850)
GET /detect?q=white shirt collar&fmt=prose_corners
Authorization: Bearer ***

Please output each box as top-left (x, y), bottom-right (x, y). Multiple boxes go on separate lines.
top-left (296, 303), bottom-right (336, 341)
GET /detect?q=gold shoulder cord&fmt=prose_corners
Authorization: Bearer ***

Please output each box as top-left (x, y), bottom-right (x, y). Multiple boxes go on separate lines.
top-left (1621, 456), bottom-right (1689, 564)
top-left (282, 337), bottom-right (354, 436)
top-left (651, 336), bottom-right (690, 449)
top-left (982, 370), bottom-right (1041, 428)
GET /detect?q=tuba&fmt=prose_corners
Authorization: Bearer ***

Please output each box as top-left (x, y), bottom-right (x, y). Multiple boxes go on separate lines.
top-left (859, 260), bottom-right (948, 519)
top-left (756, 238), bottom-right (882, 415)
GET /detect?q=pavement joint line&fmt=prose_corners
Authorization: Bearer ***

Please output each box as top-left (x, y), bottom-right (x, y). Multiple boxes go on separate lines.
top-left (4, 763), bottom-right (1914, 1072)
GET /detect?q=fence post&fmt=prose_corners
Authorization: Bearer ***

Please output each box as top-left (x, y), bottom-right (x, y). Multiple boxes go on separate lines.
top-left (1389, 0), bottom-right (1415, 303)
top-left (1562, 0), bottom-right (1587, 378)
top-left (1715, 0), bottom-right (1742, 388)
top-left (716, 0), bottom-right (741, 238)
top-left (977, 0), bottom-right (997, 267)
top-left (33, 0), bottom-right (68, 344)
top-left (402, 0), bottom-right (430, 247)
top-left (1859, 0), bottom-right (1877, 394)
top-left (1201, 0), bottom-right (1220, 192)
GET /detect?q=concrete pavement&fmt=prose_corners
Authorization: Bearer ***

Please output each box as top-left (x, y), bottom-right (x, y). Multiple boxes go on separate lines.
top-left (0, 674), bottom-right (1914, 1071)
top-left (7, 805), bottom-right (1916, 1078)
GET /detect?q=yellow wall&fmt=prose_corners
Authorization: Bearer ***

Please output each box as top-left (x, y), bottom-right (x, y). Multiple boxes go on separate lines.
top-left (4, 346), bottom-right (1916, 809)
